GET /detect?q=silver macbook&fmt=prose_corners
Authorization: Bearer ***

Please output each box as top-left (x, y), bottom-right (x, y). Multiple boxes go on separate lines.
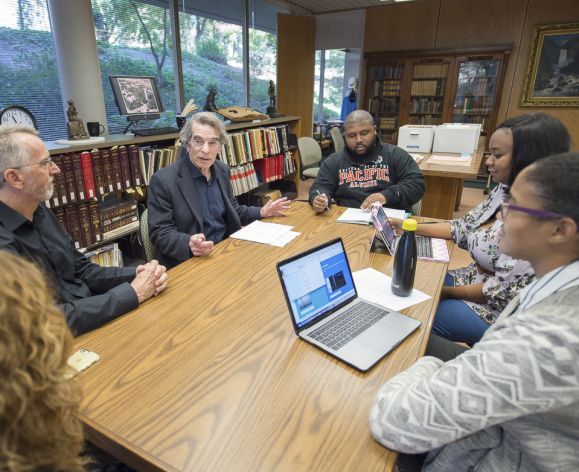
top-left (276, 238), bottom-right (421, 371)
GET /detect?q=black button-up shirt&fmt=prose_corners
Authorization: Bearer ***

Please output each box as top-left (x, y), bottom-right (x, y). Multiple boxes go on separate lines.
top-left (0, 202), bottom-right (138, 335)
top-left (187, 160), bottom-right (227, 244)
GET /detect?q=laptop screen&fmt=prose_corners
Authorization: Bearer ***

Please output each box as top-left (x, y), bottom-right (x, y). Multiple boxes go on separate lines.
top-left (277, 239), bottom-right (357, 330)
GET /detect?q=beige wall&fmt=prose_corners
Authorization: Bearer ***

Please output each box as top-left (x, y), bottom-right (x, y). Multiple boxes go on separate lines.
top-left (363, 0), bottom-right (579, 146)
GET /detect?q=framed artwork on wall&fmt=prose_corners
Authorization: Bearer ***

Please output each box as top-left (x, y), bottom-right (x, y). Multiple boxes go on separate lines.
top-left (521, 22), bottom-right (579, 106)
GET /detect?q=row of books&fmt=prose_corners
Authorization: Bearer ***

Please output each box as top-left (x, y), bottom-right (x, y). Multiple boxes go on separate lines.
top-left (453, 96), bottom-right (493, 114)
top-left (408, 115), bottom-right (443, 125)
top-left (220, 125), bottom-right (291, 167)
top-left (411, 79), bottom-right (445, 96)
top-left (410, 97), bottom-right (443, 114)
top-left (52, 198), bottom-right (139, 250)
top-left (379, 117), bottom-right (397, 130)
top-left (139, 145), bottom-right (180, 185)
top-left (413, 63), bottom-right (448, 78)
top-left (369, 79), bottom-right (402, 97)
top-left (85, 243), bottom-right (124, 268)
top-left (369, 64), bottom-right (403, 80)
top-left (457, 76), bottom-right (495, 96)
top-left (229, 153), bottom-right (296, 197)
top-left (368, 97), bottom-right (399, 114)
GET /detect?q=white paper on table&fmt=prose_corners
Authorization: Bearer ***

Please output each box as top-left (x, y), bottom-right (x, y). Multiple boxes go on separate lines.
top-left (337, 207), bottom-right (407, 225)
top-left (353, 268), bottom-right (431, 311)
top-left (428, 154), bottom-right (472, 166)
top-left (269, 231), bottom-right (301, 247)
top-left (230, 220), bottom-right (294, 245)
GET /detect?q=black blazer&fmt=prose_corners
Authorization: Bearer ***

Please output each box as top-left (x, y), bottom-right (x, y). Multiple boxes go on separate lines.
top-left (147, 155), bottom-right (261, 268)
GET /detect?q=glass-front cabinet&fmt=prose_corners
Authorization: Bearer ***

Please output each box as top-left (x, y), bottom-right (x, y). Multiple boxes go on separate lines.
top-left (452, 58), bottom-right (502, 135)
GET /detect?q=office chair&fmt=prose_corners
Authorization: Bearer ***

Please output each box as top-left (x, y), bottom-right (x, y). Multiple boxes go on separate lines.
top-left (329, 126), bottom-right (345, 153)
top-left (140, 208), bottom-right (156, 262)
top-left (297, 137), bottom-right (323, 180)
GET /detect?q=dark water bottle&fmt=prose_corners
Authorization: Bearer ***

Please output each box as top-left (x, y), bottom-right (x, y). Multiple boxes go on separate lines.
top-left (391, 218), bottom-right (417, 297)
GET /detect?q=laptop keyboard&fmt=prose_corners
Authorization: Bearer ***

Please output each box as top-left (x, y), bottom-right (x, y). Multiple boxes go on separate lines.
top-left (416, 236), bottom-right (433, 258)
top-left (308, 300), bottom-right (389, 351)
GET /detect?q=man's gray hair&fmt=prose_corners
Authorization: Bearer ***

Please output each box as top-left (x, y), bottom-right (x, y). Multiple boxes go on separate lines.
top-left (0, 125), bottom-right (38, 174)
top-left (180, 112), bottom-right (228, 145)
top-left (344, 110), bottom-right (375, 129)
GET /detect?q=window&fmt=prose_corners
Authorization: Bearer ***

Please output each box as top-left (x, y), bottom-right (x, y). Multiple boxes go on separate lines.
top-left (178, 0), bottom-right (245, 112)
top-left (92, 0), bottom-right (177, 133)
top-left (248, 0), bottom-right (278, 112)
top-left (0, 0), bottom-right (67, 141)
top-left (313, 49), bottom-right (346, 123)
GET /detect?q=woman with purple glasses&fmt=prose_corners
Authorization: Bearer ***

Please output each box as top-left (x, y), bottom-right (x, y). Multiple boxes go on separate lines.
top-left (392, 113), bottom-right (571, 344)
top-left (371, 152), bottom-right (579, 472)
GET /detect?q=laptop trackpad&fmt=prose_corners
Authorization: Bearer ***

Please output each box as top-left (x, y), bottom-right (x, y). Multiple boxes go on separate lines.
top-left (352, 321), bottom-right (398, 353)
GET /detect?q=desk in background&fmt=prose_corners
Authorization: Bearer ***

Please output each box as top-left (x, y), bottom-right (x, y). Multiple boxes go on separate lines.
top-left (417, 145), bottom-right (485, 220)
top-left (75, 203), bottom-right (452, 471)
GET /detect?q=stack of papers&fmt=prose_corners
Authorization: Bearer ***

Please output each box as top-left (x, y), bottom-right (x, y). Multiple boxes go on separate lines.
top-left (353, 268), bottom-right (431, 311)
top-left (337, 207), bottom-right (407, 225)
top-left (230, 221), bottom-right (299, 247)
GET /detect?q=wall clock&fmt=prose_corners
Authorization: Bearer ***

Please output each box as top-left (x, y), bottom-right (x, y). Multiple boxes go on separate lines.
top-left (0, 105), bottom-right (38, 130)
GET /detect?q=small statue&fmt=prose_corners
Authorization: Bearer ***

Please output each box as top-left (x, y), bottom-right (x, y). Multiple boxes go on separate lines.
top-left (66, 99), bottom-right (89, 140)
top-left (267, 80), bottom-right (279, 117)
top-left (203, 87), bottom-right (218, 113)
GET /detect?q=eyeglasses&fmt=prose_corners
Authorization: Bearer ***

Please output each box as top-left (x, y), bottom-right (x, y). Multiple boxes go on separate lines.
top-left (499, 202), bottom-right (566, 220)
top-left (0, 157), bottom-right (53, 183)
top-left (190, 136), bottom-right (221, 148)
top-left (12, 156), bottom-right (53, 169)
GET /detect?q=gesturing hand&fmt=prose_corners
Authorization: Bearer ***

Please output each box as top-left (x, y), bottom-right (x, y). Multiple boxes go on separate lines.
top-left (189, 233), bottom-right (214, 257)
top-left (260, 197), bottom-right (291, 218)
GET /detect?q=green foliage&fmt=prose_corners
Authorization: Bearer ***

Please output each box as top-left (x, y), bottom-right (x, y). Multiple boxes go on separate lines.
top-left (197, 37), bottom-right (228, 65)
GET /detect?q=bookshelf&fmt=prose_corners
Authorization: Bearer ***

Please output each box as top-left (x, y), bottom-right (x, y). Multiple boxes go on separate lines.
top-left (45, 116), bottom-right (300, 264)
top-left (363, 47), bottom-right (510, 148)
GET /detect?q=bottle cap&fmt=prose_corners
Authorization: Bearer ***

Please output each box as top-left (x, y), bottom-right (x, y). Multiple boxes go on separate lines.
top-left (402, 218), bottom-right (417, 231)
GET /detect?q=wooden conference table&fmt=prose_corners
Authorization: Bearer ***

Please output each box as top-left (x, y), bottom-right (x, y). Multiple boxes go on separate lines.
top-left (75, 202), bottom-right (452, 471)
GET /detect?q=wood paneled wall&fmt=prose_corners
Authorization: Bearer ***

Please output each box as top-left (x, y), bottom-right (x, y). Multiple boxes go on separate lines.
top-left (277, 13), bottom-right (315, 139)
top-left (363, 0), bottom-right (579, 146)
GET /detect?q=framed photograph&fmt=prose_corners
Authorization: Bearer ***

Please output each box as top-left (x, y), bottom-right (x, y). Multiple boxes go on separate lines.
top-left (521, 23), bottom-right (579, 106)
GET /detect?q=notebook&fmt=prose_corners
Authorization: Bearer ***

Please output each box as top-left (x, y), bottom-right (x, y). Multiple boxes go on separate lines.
top-left (276, 238), bottom-right (421, 371)
top-left (370, 204), bottom-right (449, 262)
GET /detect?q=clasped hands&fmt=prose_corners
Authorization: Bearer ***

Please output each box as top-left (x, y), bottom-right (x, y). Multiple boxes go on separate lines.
top-left (132, 260), bottom-right (169, 303)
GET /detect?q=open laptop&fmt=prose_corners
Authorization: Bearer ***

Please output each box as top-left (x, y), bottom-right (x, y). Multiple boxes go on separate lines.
top-left (276, 238), bottom-right (421, 371)
top-left (370, 204), bottom-right (434, 259)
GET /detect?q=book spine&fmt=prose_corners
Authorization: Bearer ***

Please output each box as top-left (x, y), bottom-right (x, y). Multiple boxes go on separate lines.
top-left (90, 149), bottom-right (106, 196)
top-left (100, 148), bottom-right (114, 193)
top-left (109, 146), bottom-right (123, 191)
top-left (128, 145), bottom-right (142, 186)
top-left (64, 205), bottom-right (83, 249)
top-left (52, 207), bottom-right (67, 232)
top-left (71, 153), bottom-right (86, 201)
top-left (80, 151), bottom-right (96, 199)
top-left (61, 154), bottom-right (78, 203)
top-left (118, 146), bottom-right (132, 189)
top-left (88, 200), bottom-right (102, 244)
top-left (78, 202), bottom-right (94, 248)
top-left (102, 218), bottom-right (139, 240)
top-left (100, 202), bottom-right (138, 221)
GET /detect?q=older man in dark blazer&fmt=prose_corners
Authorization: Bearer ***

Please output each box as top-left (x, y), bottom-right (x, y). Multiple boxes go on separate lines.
top-left (148, 112), bottom-right (290, 269)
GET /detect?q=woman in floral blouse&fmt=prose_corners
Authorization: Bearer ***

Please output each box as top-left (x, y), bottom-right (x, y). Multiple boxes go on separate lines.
top-left (392, 113), bottom-right (571, 344)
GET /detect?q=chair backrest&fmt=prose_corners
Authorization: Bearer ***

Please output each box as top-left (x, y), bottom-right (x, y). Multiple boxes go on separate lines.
top-left (140, 208), bottom-right (156, 262)
top-left (297, 137), bottom-right (323, 168)
top-left (329, 126), bottom-right (345, 153)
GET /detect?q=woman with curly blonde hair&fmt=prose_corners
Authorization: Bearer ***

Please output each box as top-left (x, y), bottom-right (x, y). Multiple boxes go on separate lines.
top-left (0, 251), bottom-right (87, 471)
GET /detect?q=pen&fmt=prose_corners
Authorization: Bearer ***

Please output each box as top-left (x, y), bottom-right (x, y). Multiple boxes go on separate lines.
top-left (316, 190), bottom-right (329, 211)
